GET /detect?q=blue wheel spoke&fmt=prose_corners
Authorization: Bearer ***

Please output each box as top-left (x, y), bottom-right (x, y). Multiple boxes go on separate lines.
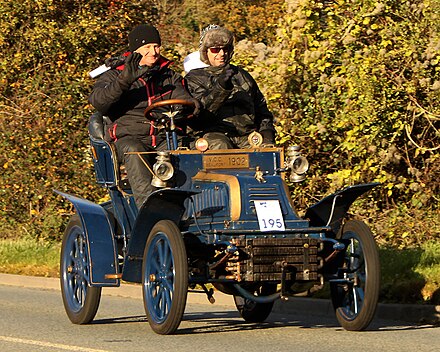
top-left (74, 238), bottom-right (80, 258)
top-left (164, 249), bottom-right (173, 272)
top-left (164, 278), bottom-right (173, 293)
top-left (81, 280), bottom-right (87, 303)
top-left (150, 255), bottom-right (161, 274)
top-left (163, 244), bottom-right (170, 269)
top-left (163, 286), bottom-right (172, 311)
top-left (151, 285), bottom-right (161, 307)
top-left (73, 279), bottom-right (80, 296)
top-left (157, 241), bottom-right (165, 266)
top-left (352, 287), bottom-right (359, 314)
top-left (78, 236), bottom-right (85, 256)
top-left (349, 239), bottom-right (356, 267)
top-left (160, 290), bottom-right (167, 317)
top-left (79, 280), bottom-right (86, 305)
top-left (74, 281), bottom-right (82, 305)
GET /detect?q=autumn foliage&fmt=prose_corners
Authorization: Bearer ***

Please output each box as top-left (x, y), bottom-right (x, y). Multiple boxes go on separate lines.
top-left (0, 0), bottom-right (439, 247)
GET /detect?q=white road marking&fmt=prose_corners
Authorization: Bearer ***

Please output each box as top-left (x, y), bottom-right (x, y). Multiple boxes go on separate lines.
top-left (0, 335), bottom-right (110, 352)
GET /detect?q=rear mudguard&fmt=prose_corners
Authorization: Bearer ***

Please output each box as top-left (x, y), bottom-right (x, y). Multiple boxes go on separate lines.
top-left (304, 183), bottom-right (380, 235)
top-left (122, 188), bottom-right (198, 283)
top-left (55, 190), bottom-right (119, 286)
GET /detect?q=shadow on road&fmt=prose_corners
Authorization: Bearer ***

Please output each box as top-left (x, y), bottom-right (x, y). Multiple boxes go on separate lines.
top-left (91, 315), bottom-right (147, 325)
top-left (178, 310), bottom-right (340, 335)
top-left (89, 309), bottom-right (438, 335)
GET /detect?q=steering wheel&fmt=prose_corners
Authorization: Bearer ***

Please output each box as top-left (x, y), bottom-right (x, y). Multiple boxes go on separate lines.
top-left (143, 99), bottom-right (195, 119)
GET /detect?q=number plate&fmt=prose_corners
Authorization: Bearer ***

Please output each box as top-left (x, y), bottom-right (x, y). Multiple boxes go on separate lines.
top-left (254, 200), bottom-right (286, 231)
top-left (203, 154), bottom-right (249, 169)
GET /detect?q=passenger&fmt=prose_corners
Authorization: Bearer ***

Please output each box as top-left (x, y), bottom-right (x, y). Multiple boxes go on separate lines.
top-left (184, 25), bottom-right (276, 149)
top-left (89, 24), bottom-right (198, 208)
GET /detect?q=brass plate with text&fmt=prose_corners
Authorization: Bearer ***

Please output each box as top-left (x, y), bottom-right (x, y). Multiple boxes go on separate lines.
top-left (203, 154), bottom-right (250, 169)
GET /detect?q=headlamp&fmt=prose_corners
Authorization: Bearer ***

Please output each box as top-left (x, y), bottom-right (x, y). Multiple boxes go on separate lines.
top-left (151, 152), bottom-right (174, 187)
top-left (285, 145), bottom-right (309, 182)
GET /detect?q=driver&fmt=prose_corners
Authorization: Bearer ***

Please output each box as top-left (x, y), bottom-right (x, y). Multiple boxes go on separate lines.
top-left (184, 25), bottom-right (276, 149)
top-left (89, 23), bottom-right (198, 208)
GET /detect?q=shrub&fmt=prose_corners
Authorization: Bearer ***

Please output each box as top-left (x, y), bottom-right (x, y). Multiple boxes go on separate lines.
top-left (0, 0), bottom-right (438, 249)
top-left (232, 0), bottom-right (440, 245)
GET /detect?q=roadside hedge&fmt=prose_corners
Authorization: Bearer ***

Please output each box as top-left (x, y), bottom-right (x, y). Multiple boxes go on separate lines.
top-left (0, 0), bottom-right (438, 252)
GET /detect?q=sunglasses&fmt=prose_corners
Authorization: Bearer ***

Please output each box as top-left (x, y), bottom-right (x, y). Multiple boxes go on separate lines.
top-left (208, 46), bottom-right (230, 54)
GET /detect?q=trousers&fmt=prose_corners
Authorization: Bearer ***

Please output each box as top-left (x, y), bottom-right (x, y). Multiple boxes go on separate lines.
top-left (201, 132), bottom-right (250, 149)
top-left (115, 136), bottom-right (166, 208)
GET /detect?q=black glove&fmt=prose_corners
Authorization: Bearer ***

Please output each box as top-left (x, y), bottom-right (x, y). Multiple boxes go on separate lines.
top-left (191, 98), bottom-right (201, 116)
top-left (260, 129), bottom-right (275, 145)
top-left (104, 54), bottom-right (126, 69)
top-left (118, 52), bottom-right (149, 89)
top-left (217, 68), bottom-right (234, 90)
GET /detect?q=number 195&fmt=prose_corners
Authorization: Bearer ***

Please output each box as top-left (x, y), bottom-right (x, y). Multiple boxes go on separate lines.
top-left (262, 218), bottom-right (283, 229)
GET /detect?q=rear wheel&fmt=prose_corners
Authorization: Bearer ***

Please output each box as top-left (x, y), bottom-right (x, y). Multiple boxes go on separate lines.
top-left (234, 284), bottom-right (277, 323)
top-left (142, 220), bottom-right (188, 335)
top-left (60, 215), bottom-right (101, 324)
top-left (330, 220), bottom-right (380, 331)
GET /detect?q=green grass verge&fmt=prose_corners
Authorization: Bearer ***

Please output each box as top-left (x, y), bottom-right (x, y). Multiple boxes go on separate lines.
top-left (0, 238), bottom-right (60, 277)
top-left (380, 241), bottom-right (440, 304)
top-left (0, 238), bottom-right (439, 304)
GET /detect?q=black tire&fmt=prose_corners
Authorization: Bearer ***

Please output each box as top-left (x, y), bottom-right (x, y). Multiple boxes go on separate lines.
top-left (60, 214), bottom-right (102, 324)
top-left (142, 220), bottom-right (188, 335)
top-left (331, 220), bottom-right (380, 331)
top-left (233, 284), bottom-right (277, 323)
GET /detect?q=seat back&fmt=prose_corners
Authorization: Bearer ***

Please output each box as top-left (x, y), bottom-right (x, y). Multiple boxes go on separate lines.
top-left (88, 111), bottom-right (106, 140)
top-left (88, 112), bottom-right (120, 188)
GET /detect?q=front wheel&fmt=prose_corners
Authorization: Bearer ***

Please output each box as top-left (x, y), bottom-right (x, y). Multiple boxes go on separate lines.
top-left (233, 283), bottom-right (278, 323)
top-left (331, 220), bottom-right (380, 331)
top-left (142, 220), bottom-right (188, 335)
top-left (60, 214), bottom-right (101, 324)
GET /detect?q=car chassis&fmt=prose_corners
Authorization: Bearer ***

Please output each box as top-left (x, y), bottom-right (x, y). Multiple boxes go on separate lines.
top-left (57, 100), bottom-right (380, 334)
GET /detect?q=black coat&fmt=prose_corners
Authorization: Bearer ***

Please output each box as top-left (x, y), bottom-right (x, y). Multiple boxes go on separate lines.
top-left (89, 56), bottom-right (192, 144)
top-left (184, 63), bottom-right (275, 137)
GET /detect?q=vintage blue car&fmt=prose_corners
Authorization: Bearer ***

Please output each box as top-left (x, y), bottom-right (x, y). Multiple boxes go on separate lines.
top-left (56, 99), bottom-right (380, 334)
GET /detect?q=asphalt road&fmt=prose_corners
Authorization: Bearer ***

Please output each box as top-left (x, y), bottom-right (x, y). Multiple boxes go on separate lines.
top-left (0, 274), bottom-right (439, 352)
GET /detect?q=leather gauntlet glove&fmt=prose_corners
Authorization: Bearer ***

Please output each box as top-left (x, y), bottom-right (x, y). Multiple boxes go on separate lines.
top-left (260, 129), bottom-right (275, 145)
top-left (217, 68), bottom-right (234, 90)
top-left (118, 52), bottom-right (149, 89)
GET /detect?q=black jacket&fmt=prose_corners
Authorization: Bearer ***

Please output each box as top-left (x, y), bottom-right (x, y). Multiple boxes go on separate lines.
top-left (184, 63), bottom-right (275, 137)
top-left (89, 55), bottom-right (192, 145)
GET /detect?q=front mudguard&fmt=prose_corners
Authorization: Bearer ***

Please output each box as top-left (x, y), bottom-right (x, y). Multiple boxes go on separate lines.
top-left (122, 188), bottom-right (198, 283)
top-left (55, 190), bottom-right (119, 286)
top-left (304, 183), bottom-right (380, 235)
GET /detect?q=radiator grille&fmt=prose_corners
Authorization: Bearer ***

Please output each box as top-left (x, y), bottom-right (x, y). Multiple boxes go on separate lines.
top-left (230, 237), bottom-right (321, 281)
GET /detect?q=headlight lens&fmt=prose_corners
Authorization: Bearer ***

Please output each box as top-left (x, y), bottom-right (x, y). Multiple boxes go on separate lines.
top-left (285, 145), bottom-right (309, 182)
top-left (152, 151), bottom-right (174, 188)
top-left (291, 156), bottom-right (309, 175)
top-left (153, 161), bottom-right (174, 181)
